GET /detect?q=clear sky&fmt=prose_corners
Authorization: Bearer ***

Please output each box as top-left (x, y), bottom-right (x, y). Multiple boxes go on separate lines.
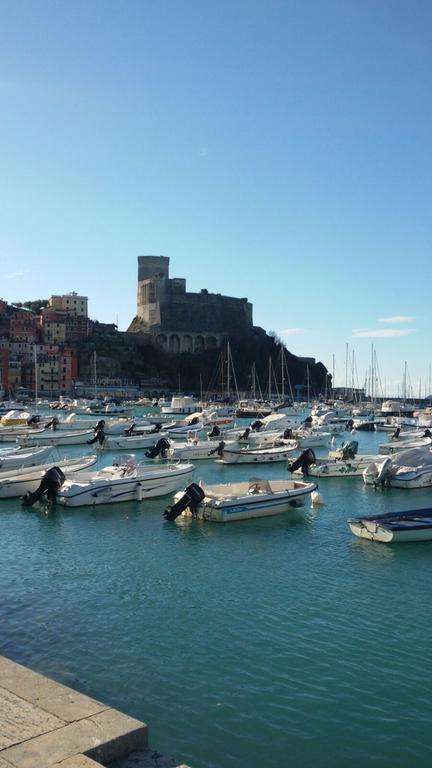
top-left (1, 0), bottom-right (431, 395)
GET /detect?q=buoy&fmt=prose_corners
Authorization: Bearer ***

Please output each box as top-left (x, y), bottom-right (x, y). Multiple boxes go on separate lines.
top-left (311, 490), bottom-right (324, 506)
top-left (136, 482), bottom-right (142, 501)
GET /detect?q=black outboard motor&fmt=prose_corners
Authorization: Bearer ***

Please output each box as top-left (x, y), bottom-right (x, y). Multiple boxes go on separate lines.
top-left (424, 429), bottom-right (432, 438)
top-left (288, 448), bottom-right (316, 476)
top-left (346, 418), bottom-right (354, 431)
top-left (251, 420), bottom-right (263, 432)
top-left (391, 426), bottom-right (401, 440)
top-left (239, 427), bottom-right (250, 441)
top-left (340, 440), bottom-right (358, 460)
top-left (163, 482), bottom-right (206, 521)
top-left (282, 428), bottom-right (293, 440)
top-left (149, 423), bottom-right (162, 434)
top-left (209, 440), bottom-right (225, 457)
top-left (303, 415), bottom-right (313, 425)
top-left (125, 423), bottom-right (136, 436)
top-left (87, 422), bottom-right (105, 445)
top-left (208, 425), bottom-right (221, 439)
top-left (188, 416), bottom-right (200, 426)
top-left (145, 437), bottom-right (171, 459)
top-left (22, 466), bottom-right (66, 507)
top-left (27, 415), bottom-right (41, 426)
top-left (45, 416), bottom-right (59, 430)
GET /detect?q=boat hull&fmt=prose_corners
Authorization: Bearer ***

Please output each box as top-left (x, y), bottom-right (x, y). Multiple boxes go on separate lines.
top-left (187, 481), bottom-right (317, 522)
top-left (56, 464), bottom-right (194, 507)
top-left (348, 510), bottom-right (432, 542)
top-left (0, 455), bottom-right (98, 499)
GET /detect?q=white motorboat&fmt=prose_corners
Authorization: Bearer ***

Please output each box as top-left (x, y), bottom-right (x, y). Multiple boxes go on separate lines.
top-left (0, 454), bottom-right (98, 499)
top-left (363, 448), bottom-right (432, 489)
top-left (96, 432), bottom-right (169, 451)
top-left (19, 429), bottom-right (95, 446)
top-left (56, 457), bottom-right (194, 507)
top-left (291, 430), bottom-right (331, 448)
top-left (0, 426), bottom-right (47, 442)
top-left (166, 423), bottom-right (204, 439)
top-left (161, 395), bottom-right (201, 415)
top-left (378, 437), bottom-right (432, 455)
top-left (0, 445), bottom-right (53, 470)
top-left (347, 508), bottom-right (432, 542)
top-left (289, 442), bottom-right (382, 478)
top-left (169, 439), bottom-right (237, 461)
top-left (164, 477), bottom-right (317, 522)
top-left (217, 444), bottom-right (297, 464)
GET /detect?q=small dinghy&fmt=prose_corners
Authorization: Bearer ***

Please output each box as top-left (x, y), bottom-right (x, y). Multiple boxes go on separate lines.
top-left (164, 477), bottom-right (317, 522)
top-left (348, 508), bottom-right (432, 542)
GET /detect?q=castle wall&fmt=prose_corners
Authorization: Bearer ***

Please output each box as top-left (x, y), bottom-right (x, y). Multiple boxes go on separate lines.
top-left (134, 255), bottom-right (254, 347)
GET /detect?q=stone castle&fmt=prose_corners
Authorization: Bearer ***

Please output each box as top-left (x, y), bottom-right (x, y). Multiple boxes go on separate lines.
top-left (129, 255), bottom-right (255, 353)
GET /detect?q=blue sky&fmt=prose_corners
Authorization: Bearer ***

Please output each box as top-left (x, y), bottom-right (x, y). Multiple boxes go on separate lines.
top-left (1, 0), bottom-right (431, 394)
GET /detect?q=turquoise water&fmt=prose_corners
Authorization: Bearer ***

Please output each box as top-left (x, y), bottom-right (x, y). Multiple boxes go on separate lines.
top-left (2, 420), bottom-right (432, 767)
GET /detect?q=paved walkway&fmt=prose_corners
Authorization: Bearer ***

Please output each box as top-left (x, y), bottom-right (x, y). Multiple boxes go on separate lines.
top-left (0, 656), bottom-right (188, 768)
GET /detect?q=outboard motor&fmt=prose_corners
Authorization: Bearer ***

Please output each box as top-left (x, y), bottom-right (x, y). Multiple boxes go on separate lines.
top-left (303, 416), bottom-right (313, 425)
top-left (346, 418), bottom-right (354, 431)
top-left (87, 423), bottom-right (106, 445)
top-left (207, 425), bottom-right (221, 439)
top-left (339, 440), bottom-right (358, 460)
top-left (22, 466), bottom-right (66, 507)
top-left (45, 416), bottom-right (59, 430)
top-left (288, 448), bottom-right (316, 476)
top-left (189, 416), bottom-right (200, 426)
top-left (149, 422), bottom-right (162, 434)
top-left (125, 422), bottom-right (136, 436)
top-left (251, 420), bottom-right (263, 432)
top-left (375, 457), bottom-right (393, 488)
top-left (424, 429), bottom-right (432, 438)
top-left (163, 482), bottom-right (206, 521)
top-left (282, 428), bottom-right (293, 440)
top-left (391, 426), bottom-right (401, 440)
top-left (145, 437), bottom-right (171, 459)
top-left (27, 415), bottom-right (41, 426)
top-left (209, 440), bottom-right (225, 457)
top-left (239, 427), bottom-right (251, 441)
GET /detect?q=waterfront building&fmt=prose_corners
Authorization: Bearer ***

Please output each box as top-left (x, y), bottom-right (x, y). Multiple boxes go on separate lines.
top-left (130, 255), bottom-right (254, 352)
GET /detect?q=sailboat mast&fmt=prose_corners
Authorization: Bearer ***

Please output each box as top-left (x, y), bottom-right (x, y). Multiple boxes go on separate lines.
top-left (94, 351), bottom-right (98, 399)
top-left (227, 341), bottom-right (231, 400)
top-left (281, 345), bottom-right (285, 401)
top-left (34, 345), bottom-right (38, 404)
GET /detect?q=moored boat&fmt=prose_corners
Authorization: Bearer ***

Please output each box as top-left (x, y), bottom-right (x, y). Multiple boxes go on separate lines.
top-left (217, 444), bottom-right (297, 464)
top-left (363, 448), bottom-right (432, 489)
top-left (164, 477), bottom-right (318, 522)
top-left (0, 454), bottom-right (98, 499)
top-left (0, 445), bottom-right (53, 469)
top-left (347, 508), bottom-right (432, 542)
top-left (19, 429), bottom-right (95, 446)
top-left (56, 457), bottom-right (195, 507)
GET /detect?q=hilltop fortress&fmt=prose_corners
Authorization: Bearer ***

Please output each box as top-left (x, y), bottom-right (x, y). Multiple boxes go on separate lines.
top-left (128, 255), bottom-right (258, 352)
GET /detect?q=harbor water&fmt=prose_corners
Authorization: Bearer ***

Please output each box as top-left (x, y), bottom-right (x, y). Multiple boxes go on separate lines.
top-left (1, 417), bottom-right (432, 767)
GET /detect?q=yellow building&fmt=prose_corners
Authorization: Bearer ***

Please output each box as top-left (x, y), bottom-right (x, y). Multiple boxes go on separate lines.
top-left (48, 292), bottom-right (88, 317)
